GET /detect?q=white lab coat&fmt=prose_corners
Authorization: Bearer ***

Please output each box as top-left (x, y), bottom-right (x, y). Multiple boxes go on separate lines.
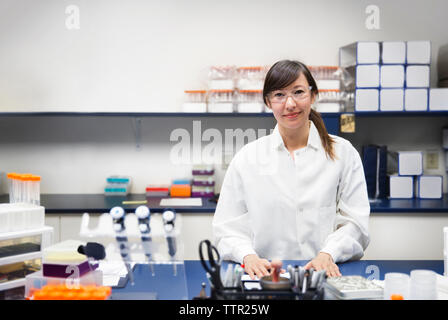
top-left (212, 121), bottom-right (370, 264)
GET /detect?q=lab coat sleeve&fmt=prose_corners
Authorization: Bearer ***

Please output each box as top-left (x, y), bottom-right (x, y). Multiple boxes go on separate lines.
top-left (212, 156), bottom-right (257, 264)
top-left (320, 143), bottom-right (370, 263)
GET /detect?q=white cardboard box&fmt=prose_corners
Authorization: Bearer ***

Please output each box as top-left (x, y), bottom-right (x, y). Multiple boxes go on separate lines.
top-left (380, 89), bottom-right (404, 111)
top-left (357, 41), bottom-right (380, 64)
top-left (418, 176), bottom-right (443, 199)
top-left (389, 175), bottom-right (414, 199)
top-left (429, 88), bottom-right (448, 111)
top-left (398, 151), bottom-right (423, 176)
top-left (355, 89), bottom-right (379, 111)
top-left (380, 65), bottom-right (405, 88)
top-left (406, 65), bottom-right (430, 88)
top-left (356, 65), bottom-right (380, 88)
top-left (404, 89), bottom-right (428, 111)
top-left (381, 41), bottom-right (406, 64)
top-left (406, 41), bottom-right (431, 64)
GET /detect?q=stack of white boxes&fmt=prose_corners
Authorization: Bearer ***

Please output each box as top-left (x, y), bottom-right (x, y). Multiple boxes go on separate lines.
top-left (340, 41), bottom-right (433, 112)
top-left (389, 151), bottom-right (443, 199)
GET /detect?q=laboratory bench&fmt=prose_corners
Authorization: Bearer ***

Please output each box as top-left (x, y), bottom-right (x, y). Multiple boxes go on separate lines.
top-left (3, 193), bottom-right (448, 214)
top-left (111, 259), bottom-right (444, 300)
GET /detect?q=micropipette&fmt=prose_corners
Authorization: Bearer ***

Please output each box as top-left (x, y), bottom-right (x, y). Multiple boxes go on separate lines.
top-left (135, 205), bottom-right (155, 276)
top-left (162, 209), bottom-right (177, 276)
top-left (110, 206), bottom-right (134, 285)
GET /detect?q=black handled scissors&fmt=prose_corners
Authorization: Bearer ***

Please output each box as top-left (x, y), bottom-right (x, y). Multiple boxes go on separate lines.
top-left (199, 239), bottom-right (223, 290)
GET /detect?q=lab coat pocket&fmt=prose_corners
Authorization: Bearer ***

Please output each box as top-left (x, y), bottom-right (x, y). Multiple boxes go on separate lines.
top-left (318, 205), bottom-right (337, 246)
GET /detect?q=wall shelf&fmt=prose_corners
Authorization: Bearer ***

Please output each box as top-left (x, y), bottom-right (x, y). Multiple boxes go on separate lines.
top-left (2, 194), bottom-right (448, 214)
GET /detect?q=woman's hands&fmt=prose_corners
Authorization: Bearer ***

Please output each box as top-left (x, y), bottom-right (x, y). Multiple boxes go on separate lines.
top-left (243, 254), bottom-right (272, 280)
top-left (243, 255), bottom-right (286, 280)
top-left (304, 252), bottom-right (341, 277)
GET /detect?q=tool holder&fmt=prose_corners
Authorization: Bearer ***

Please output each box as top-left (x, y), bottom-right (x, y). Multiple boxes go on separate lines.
top-left (208, 282), bottom-right (325, 300)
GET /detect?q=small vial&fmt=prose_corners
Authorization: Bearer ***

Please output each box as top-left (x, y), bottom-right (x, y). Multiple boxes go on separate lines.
top-left (6, 173), bottom-right (17, 203)
top-left (30, 175), bottom-right (41, 206)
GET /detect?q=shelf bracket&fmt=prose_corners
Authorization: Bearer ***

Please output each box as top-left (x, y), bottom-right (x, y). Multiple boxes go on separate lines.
top-left (133, 117), bottom-right (142, 151)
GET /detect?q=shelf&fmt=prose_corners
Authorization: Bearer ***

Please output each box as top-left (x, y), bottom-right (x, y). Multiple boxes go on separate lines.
top-left (2, 194), bottom-right (448, 214)
top-left (0, 111), bottom-right (447, 117)
top-left (0, 252), bottom-right (42, 267)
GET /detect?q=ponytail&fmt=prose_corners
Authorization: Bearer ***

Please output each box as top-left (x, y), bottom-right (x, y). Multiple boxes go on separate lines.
top-left (309, 109), bottom-right (337, 160)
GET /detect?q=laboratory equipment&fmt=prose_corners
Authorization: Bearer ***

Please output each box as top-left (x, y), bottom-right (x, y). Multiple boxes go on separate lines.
top-left (410, 269), bottom-right (437, 300)
top-left (146, 185), bottom-right (170, 197)
top-left (236, 66), bottom-right (266, 90)
top-left (6, 173), bottom-right (41, 205)
top-left (104, 175), bottom-right (132, 196)
top-left (355, 89), bottom-right (379, 112)
top-left (182, 90), bottom-right (207, 113)
top-left (0, 225), bottom-right (53, 299)
top-left (109, 206), bottom-right (134, 285)
top-left (42, 240), bottom-right (100, 278)
top-left (135, 205), bottom-right (155, 275)
top-left (314, 89), bottom-right (345, 113)
top-left (324, 275), bottom-right (383, 300)
top-left (192, 165), bottom-right (214, 175)
top-left (207, 89), bottom-right (234, 113)
top-left (236, 90), bottom-right (264, 113)
top-left (384, 272), bottom-right (410, 300)
top-left (170, 184), bottom-right (191, 197)
top-left (162, 209), bottom-right (177, 275)
top-left (0, 203), bottom-right (45, 232)
top-left (192, 175), bottom-right (215, 187)
top-left (191, 186), bottom-right (214, 198)
top-left (208, 66), bottom-right (235, 90)
top-left (29, 283), bottom-right (111, 300)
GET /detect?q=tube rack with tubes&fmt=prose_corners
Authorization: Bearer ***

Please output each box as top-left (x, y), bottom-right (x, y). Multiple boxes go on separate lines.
top-left (181, 90), bottom-right (207, 113)
top-left (207, 89), bottom-right (234, 113)
top-left (7, 173), bottom-right (41, 205)
top-left (236, 66), bottom-right (267, 90)
top-left (236, 89), bottom-right (265, 113)
top-left (208, 66), bottom-right (235, 90)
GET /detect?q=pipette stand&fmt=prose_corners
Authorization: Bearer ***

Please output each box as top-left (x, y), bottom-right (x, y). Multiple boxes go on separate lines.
top-left (79, 211), bottom-right (188, 299)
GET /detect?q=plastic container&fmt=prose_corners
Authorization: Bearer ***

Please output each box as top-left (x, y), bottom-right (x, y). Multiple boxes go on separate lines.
top-left (30, 175), bottom-right (41, 206)
top-left (236, 66), bottom-right (266, 90)
top-left (25, 269), bottom-right (104, 299)
top-left (104, 175), bottom-right (131, 196)
top-left (182, 90), bottom-right (207, 113)
top-left (208, 89), bottom-right (234, 113)
top-left (192, 165), bottom-right (214, 175)
top-left (208, 66), bottom-right (235, 90)
top-left (383, 272), bottom-right (410, 300)
top-left (170, 185), bottom-right (191, 197)
top-left (191, 186), bottom-right (214, 198)
top-left (236, 90), bottom-right (264, 113)
top-left (410, 270), bottom-right (437, 300)
top-left (146, 185), bottom-right (170, 197)
top-left (0, 203), bottom-right (45, 232)
top-left (192, 175), bottom-right (215, 187)
top-left (6, 173), bottom-right (17, 203)
top-left (314, 89), bottom-right (345, 113)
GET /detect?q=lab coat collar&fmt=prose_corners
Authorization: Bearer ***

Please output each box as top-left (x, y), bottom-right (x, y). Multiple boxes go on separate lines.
top-left (271, 120), bottom-right (321, 151)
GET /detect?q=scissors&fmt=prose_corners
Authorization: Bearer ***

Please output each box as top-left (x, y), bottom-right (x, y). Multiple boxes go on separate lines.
top-left (199, 240), bottom-right (223, 290)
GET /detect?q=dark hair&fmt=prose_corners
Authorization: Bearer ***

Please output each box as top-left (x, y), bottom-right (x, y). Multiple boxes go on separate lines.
top-left (263, 60), bottom-right (336, 160)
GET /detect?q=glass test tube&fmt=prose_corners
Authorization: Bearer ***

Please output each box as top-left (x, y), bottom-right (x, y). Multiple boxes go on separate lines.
top-left (31, 175), bottom-right (41, 205)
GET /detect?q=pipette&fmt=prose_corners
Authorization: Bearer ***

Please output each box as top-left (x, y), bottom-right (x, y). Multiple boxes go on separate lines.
top-left (109, 206), bottom-right (134, 285)
top-left (162, 209), bottom-right (177, 276)
top-left (135, 205), bottom-right (155, 276)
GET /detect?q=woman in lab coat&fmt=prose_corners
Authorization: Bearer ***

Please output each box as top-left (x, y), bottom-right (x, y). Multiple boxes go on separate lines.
top-left (212, 60), bottom-right (370, 279)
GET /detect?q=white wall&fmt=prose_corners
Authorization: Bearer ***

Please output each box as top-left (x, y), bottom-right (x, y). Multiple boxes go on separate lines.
top-left (2, 0), bottom-right (448, 260)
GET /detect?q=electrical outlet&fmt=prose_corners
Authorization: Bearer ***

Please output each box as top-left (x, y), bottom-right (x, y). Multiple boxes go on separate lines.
top-left (426, 151), bottom-right (439, 170)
